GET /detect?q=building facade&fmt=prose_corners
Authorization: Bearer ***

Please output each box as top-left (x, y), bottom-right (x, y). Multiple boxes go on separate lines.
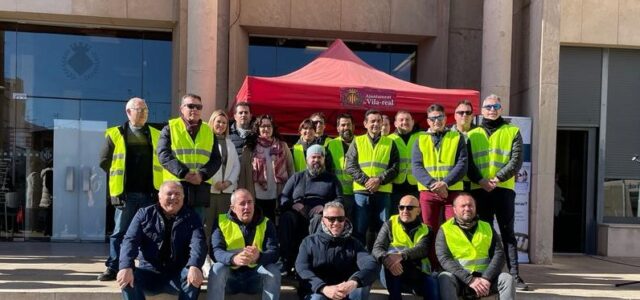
top-left (0, 0), bottom-right (639, 263)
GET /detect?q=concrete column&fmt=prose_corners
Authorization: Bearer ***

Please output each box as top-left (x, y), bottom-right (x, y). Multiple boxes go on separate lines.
top-left (416, 0), bottom-right (450, 88)
top-left (481, 0), bottom-right (512, 112)
top-left (186, 0), bottom-right (218, 120)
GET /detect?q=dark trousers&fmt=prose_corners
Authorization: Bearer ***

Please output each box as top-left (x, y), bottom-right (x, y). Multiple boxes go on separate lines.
top-left (256, 198), bottom-right (277, 222)
top-left (381, 266), bottom-right (439, 300)
top-left (278, 210), bottom-right (321, 271)
top-left (472, 187), bottom-right (519, 275)
top-left (121, 267), bottom-right (200, 300)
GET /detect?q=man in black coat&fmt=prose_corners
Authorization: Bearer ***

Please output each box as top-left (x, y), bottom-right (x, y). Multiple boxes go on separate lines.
top-left (295, 201), bottom-right (379, 300)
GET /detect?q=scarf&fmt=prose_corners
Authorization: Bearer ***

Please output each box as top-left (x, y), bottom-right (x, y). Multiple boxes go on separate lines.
top-left (251, 136), bottom-right (288, 189)
top-left (321, 219), bottom-right (354, 238)
top-left (482, 116), bottom-right (506, 131)
top-left (181, 117), bottom-right (201, 138)
top-left (455, 215), bottom-right (479, 230)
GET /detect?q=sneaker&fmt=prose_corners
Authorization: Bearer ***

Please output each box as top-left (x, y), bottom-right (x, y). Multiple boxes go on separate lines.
top-left (515, 275), bottom-right (529, 291)
top-left (97, 268), bottom-right (117, 281)
top-left (202, 256), bottom-right (212, 278)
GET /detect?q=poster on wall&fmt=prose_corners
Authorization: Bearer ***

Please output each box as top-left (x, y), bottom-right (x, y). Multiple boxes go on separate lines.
top-left (504, 116), bottom-right (532, 264)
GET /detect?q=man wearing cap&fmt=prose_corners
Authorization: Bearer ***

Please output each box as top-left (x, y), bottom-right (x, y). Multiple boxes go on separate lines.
top-left (346, 109), bottom-right (399, 247)
top-left (98, 97), bottom-right (162, 281)
top-left (467, 94), bottom-right (526, 290)
top-left (157, 93), bottom-right (221, 221)
top-left (278, 144), bottom-right (343, 276)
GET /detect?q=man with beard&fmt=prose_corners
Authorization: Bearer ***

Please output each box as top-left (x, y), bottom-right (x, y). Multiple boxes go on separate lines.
top-left (278, 144), bottom-right (343, 276)
top-left (436, 193), bottom-right (515, 300)
top-left (387, 111), bottom-right (423, 215)
top-left (229, 102), bottom-right (253, 156)
top-left (326, 113), bottom-right (355, 219)
top-left (296, 201), bottom-right (379, 300)
top-left (467, 94), bottom-right (526, 290)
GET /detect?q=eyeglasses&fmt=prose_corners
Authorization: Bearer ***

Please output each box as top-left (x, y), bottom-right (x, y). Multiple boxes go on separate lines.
top-left (129, 107), bottom-right (148, 113)
top-left (259, 124), bottom-right (272, 129)
top-left (455, 110), bottom-right (473, 116)
top-left (324, 216), bottom-right (346, 223)
top-left (184, 103), bottom-right (203, 110)
top-left (398, 205), bottom-right (418, 211)
top-left (427, 115), bottom-right (445, 122)
top-left (482, 103), bottom-right (502, 111)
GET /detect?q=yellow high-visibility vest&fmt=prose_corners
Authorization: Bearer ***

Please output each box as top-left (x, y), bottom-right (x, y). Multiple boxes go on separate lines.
top-left (388, 215), bottom-right (431, 273)
top-left (468, 124), bottom-right (519, 190)
top-left (218, 214), bottom-right (268, 269)
top-left (162, 118), bottom-right (214, 184)
top-left (441, 218), bottom-right (492, 273)
top-left (388, 132), bottom-right (423, 185)
top-left (106, 126), bottom-right (163, 197)
top-left (326, 138), bottom-right (353, 195)
top-left (293, 143), bottom-right (306, 172)
top-left (416, 131), bottom-right (463, 191)
top-left (353, 135), bottom-right (393, 193)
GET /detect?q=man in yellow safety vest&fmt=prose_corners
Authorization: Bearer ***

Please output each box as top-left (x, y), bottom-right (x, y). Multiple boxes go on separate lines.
top-left (207, 188), bottom-right (280, 300)
top-left (157, 93), bottom-right (221, 222)
top-left (97, 97), bottom-right (162, 281)
top-left (466, 94), bottom-right (527, 290)
top-left (325, 113), bottom-right (355, 219)
top-left (436, 193), bottom-right (515, 299)
top-left (388, 111), bottom-right (423, 215)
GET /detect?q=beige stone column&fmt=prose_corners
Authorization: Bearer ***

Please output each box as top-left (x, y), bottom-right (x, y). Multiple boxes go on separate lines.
top-left (186, 0), bottom-right (218, 120)
top-left (481, 0), bottom-right (512, 112)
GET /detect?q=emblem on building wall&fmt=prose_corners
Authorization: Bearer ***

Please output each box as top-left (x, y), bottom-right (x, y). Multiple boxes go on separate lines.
top-left (62, 42), bottom-right (100, 80)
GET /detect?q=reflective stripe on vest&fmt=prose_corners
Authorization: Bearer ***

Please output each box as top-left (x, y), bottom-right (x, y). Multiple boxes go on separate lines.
top-left (389, 215), bottom-right (431, 273)
top-left (327, 138), bottom-right (353, 195)
top-left (441, 218), bottom-right (492, 273)
top-left (416, 131), bottom-right (463, 191)
top-left (293, 143), bottom-right (306, 172)
top-left (163, 118), bottom-right (214, 184)
top-left (388, 132), bottom-right (422, 185)
top-left (468, 124), bottom-right (519, 190)
top-left (106, 126), bottom-right (163, 197)
top-left (218, 213), bottom-right (268, 269)
top-left (353, 135), bottom-right (393, 193)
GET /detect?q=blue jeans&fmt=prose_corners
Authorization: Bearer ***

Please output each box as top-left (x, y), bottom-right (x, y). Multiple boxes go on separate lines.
top-left (305, 286), bottom-right (371, 300)
top-left (381, 267), bottom-right (440, 300)
top-left (107, 193), bottom-right (155, 271)
top-left (121, 267), bottom-right (200, 300)
top-left (353, 193), bottom-right (390, 245)
top-left (207, 262), bottom-right (281, 300)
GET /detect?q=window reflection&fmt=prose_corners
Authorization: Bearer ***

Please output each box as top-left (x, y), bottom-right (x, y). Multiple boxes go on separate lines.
top-left (248, 37), bottom-right (417, 82)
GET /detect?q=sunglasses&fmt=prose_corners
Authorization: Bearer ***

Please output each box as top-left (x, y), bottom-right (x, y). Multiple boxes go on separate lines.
top-left (482, 103), bottom-right (502, 111)
top-left (398, 205), bottom-right (418, 211)
top-left (455, 110), bottom-right (473, 116)
top-left (184, 103), bottom-right (203, 110)
top-left (427, 115), bottom-right (445, 122)
top-left (324, 216), bottom-right (346, 223)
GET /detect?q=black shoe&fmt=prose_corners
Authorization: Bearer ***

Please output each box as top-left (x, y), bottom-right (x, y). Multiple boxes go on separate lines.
top-left (515, 275), bottom-right (529, 291)
top-left (97, 268), bottom-right (117, 281)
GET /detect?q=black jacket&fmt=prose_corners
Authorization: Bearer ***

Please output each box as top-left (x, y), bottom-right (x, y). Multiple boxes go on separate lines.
top-left (467, 118), bottom-right (523, 183)
top-left (411, 128), bottom-right (468, 188)
top-left (345, 134), bottom-right (399, 193)
top-left (435, 219), bottom-right (504, 285)
top-left (296, 227), bottom-right (379, 293)
top-left (280, 170), bottom-right (343, 210)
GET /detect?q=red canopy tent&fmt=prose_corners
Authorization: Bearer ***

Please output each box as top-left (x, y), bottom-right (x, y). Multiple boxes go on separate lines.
top-left (234, 39), bottom-right (479, 135)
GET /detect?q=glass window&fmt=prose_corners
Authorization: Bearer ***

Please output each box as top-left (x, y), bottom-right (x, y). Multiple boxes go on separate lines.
top-left (143, 36), bottom-right (172, 103)
top-left (248, 37), bottom-right (417, 82)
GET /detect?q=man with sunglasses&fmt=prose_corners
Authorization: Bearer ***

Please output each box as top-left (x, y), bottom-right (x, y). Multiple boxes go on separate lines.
top-left (412, 103), bottom-right (467, 271)
top-left (346, 109), bottom-right (399, 248)
top-left (372, 195), bottom-right (439, 300)
top-left (158, 93), bottom-right (222, 223)
top-left (310, 112), bottom-right (333, 147)
top-left (296, 201), bottom-right (379, 300)
top-left (388, 111), bottom-right (423, 215)
top-left (466, 94), bottom-right (526, 291)
top-left (451, 99), bottom-right (477, 192)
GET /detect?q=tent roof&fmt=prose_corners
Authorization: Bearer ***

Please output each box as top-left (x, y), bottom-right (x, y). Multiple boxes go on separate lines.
top-left (235, 39), bottom-right (479, 135)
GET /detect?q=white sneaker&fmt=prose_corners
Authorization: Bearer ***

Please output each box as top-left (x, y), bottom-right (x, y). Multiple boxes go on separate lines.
top-left (202, 256), bottom-right (212, 278)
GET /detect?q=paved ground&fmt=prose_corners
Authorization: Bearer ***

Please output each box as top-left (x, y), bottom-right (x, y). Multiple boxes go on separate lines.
top-left (0, 242), bottom-right (639, 299)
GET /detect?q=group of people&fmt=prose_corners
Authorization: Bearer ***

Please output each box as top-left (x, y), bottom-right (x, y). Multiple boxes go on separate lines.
top-left (97, 93), bottom-right (525, 300)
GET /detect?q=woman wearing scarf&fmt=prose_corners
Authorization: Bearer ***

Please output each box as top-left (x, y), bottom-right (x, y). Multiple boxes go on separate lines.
top-left (238, 115), bottom-right (294, 221)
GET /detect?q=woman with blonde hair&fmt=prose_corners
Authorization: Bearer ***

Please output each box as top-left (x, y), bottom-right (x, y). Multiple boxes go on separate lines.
top-left (206, 110), bottom-right (240, 232)
top-left (238, 114), bottom-right (294, 220)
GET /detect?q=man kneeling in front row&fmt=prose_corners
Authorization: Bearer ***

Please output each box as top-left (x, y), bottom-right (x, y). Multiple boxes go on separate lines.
top-left (436, 193), bottom-right (515, 299)
top-left (207, 188), bottom-right (281, 300)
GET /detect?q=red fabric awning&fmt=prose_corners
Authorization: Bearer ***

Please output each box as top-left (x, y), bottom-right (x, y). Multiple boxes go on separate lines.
top-left (234, 39), bottom-right (479, 135)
